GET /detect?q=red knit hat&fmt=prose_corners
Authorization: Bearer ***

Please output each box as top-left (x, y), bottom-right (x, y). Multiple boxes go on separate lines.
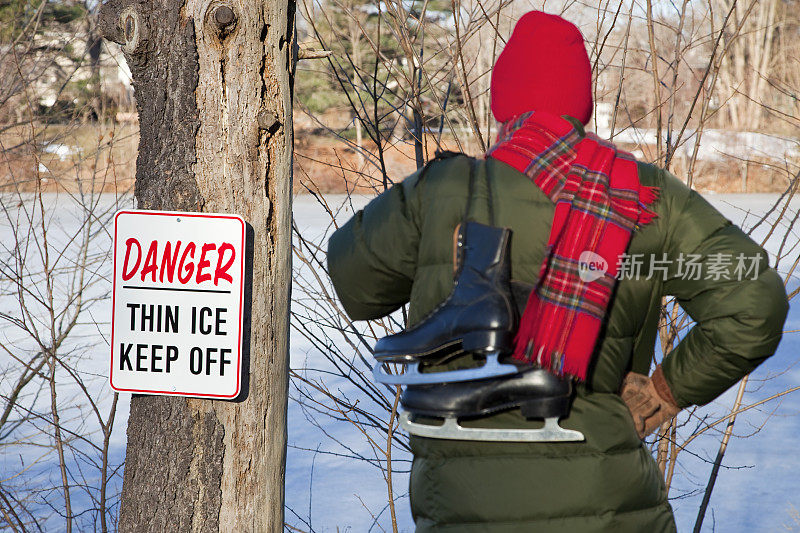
top-left (490, 11), bottom-right (593, 125)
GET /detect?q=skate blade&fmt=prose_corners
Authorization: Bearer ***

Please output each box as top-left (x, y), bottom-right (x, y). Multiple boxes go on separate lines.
top-left (372, 353), bottom-right (518, 385)
top-left (400, 411), bottom-right (586, 442)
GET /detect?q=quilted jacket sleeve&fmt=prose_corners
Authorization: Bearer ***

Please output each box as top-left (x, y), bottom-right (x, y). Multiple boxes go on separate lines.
top-left (327, 171), bottom-right (423, 321)
top-left (659, 171), bottom-right (789, 407)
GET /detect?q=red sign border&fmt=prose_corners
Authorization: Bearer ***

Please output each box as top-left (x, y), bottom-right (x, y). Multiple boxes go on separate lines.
top-left (110, 210), bottom-right (246, 399)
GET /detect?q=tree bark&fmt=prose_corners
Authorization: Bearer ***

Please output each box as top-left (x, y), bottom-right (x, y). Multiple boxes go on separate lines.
top-left (99, 0), bottom-right (294, 531)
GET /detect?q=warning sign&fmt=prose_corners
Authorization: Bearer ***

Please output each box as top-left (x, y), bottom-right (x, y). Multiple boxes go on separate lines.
top-left (110, 210), bottom-right (246, 399)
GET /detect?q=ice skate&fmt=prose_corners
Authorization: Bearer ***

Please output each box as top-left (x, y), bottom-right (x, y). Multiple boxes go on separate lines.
top-left (399, 368), bottom-right (585, 442)
top-left (372, 221), bottom-right (519, 385)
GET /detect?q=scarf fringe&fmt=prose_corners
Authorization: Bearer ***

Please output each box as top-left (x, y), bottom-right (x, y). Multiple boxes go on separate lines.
top-left (512, 343), bottom-right (589, 381)
top-left (637, 186), bottom-right (660, 226)
top-left (638, 208), bottom-right (658, 227)
top-left (640, 185), bottom-right (660, 205)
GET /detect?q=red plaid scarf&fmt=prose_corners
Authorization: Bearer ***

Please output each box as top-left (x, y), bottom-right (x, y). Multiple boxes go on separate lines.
top-left (486, 111), bottom-right (659, 380)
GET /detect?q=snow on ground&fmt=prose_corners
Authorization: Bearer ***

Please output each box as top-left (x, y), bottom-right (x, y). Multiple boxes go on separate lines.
top-left (665, 193), bottom-right (800, 532)
top-left (286, 193), bottom-right (413, 532)
top-left (0, 190), bottom-right (797, 532)
top-left (0, 192), bottom-right (130, 530)
top-left (591, 115), bottom-right (799, 163)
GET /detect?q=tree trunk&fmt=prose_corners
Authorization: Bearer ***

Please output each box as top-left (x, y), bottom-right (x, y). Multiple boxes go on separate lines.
top-left (98, 0), bottom-right (294, 531)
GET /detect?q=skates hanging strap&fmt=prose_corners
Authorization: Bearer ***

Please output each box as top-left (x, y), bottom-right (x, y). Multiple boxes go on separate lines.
top-left (461, 157), bottom-right (496, 228)
top-left (453, 158), bottom-right (498, 275)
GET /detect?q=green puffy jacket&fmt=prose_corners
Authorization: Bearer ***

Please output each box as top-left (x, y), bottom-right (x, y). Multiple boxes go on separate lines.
top-left (327, 130), bottom-right (789, 532)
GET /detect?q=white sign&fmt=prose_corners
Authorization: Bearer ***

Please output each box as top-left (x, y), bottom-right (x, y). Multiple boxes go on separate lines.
top-left (110, 210), bottom-right (246, 399)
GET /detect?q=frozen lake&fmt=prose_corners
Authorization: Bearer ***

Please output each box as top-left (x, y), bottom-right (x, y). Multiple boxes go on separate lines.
top-left (0, 190), bottom-right (797, 531)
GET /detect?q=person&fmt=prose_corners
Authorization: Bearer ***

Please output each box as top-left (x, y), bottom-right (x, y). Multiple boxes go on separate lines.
top-left (326, 10), bottom-right (789, 532)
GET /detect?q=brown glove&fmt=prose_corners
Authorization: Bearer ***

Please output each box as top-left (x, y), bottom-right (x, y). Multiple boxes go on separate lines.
top-left (620, 365), bottom-right (681, 439)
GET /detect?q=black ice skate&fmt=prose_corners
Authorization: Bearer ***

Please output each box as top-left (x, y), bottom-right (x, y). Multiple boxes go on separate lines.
top-left (399, 368), bottom-right (585, 442)
top-left (372, 221), bottom-right (519, 385)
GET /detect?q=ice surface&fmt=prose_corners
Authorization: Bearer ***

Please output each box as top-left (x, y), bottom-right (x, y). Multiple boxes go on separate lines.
top-left (1, 190), bottom-right (797, 532)
top-left (594, 125), bottom-right (800, 163)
